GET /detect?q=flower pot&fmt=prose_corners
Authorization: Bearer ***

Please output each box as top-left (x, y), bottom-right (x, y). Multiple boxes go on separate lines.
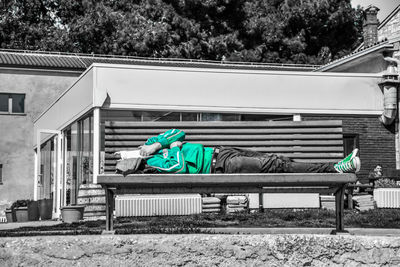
top-left (15, 207), bottom-right (29, 222)
top-left (5, 209), bottom-right (16, 223)
top-left (39, 199), bottom-right (53, 220)
top-left (61, 205), bottom-right (85, 223)
top-left (28, 201), bottom-right (39, 221)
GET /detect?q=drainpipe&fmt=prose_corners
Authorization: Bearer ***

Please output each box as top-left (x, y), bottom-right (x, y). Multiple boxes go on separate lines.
top-left (379, 57), bottom-right (400, 125)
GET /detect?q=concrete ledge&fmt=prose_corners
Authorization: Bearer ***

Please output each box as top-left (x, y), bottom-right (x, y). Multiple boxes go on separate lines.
top-left (1, 234), bottom-right (400, 266)
top-left (204, 227), bottom-right (400, 236)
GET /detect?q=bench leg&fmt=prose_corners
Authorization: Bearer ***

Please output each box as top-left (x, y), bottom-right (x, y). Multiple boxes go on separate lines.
top-left (259, 193), bottom-right (264, 213)
top-left (104, 187), bottom-right (115, 233)
top-left (347, 188), bottom-right (354, 210)
top-left (331, 185), bottom-right (348, 235)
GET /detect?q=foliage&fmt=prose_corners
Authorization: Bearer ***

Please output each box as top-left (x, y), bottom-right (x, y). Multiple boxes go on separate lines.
top-left (374, 178), bottom-right (400, 188)
top-left (2, 208), bottom-right (400, 236)
top-left (10, 199), bottom-right (34, 209)
top-left (0, 0), bottom-right (363, 64)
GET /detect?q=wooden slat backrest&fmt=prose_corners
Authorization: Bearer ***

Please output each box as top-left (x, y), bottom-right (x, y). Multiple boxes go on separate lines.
top-left (103, 120), bottom-right (344, 173)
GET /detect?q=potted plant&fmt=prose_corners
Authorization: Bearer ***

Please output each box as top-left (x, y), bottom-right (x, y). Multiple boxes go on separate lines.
top-left (5, 207), bottom-right (16, 223)
top-left (9, 199), bottom-right (39, 222)
top-left (61, 205), bottom-right (85, 223)
top-left (10, 200), bottom-right (27, 222)
top-left (38, 198), bottom-right (53, 220)
top-left (373, 178), bottom-right (400, 208)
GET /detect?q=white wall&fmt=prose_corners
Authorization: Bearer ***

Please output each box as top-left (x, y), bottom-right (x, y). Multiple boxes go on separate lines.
top-left (33, 68), bottom-right (94, 144)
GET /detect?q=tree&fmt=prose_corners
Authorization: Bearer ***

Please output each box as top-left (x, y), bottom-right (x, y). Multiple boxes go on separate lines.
top-left (239, 0), bottom-right (363, 64)
top-left (0, 0), bottom-right (363, 64)
top-left (0, 0), bottom-right (58, 50)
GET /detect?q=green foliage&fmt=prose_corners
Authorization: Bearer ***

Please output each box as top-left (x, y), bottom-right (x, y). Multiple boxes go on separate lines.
top-left (375, 178), bottom-right (400, 188)
top-left (2, 209), bottom-right (400, 236)
top-left (0, 0), bottom-right (363, 64)
top-left (10, 199), bottom-right (34, 209)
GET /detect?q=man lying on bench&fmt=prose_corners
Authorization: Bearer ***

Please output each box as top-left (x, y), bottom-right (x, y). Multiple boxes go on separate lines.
top-left (115, 129), bottom-right (360, 175)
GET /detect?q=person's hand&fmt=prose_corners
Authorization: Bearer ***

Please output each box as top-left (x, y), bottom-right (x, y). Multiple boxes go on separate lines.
top-left (113, 151), bottom-right (122, 160)
top-left (140, 143), bottom-right (162, 157)
top-left (170, 141), bottom-right (183, 149)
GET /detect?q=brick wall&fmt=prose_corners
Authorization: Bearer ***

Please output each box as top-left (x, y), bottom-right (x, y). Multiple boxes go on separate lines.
top-left (303, 115), bottom-right (396, 181)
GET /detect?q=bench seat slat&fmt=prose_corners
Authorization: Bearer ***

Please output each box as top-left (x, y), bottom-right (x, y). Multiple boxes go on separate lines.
top-left (104, 148), bottom-right (343, 158)
top-left (105, 134), bottom-right (344, 141)
top-left (103, 157), bottom-right (340, 168)
top-left (105, 140), bottom-right (344, 147)
top-left (105, 128), bottom-right (343, 134)
top-left (103, 158), bottom-right (340, 172)
top-left (105, 120), bottom-right (343, 128)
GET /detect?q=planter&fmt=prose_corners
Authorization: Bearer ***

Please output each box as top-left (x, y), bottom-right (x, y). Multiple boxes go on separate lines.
top-left (27, 201), bottom-right (39, 221)
top-left (15, 207), bottom-right (29, 222)
top-left (373, 188), bottom-right (400, 208)
top-left (61, 205), bottom-right (85, 223)
top-left (5, 209), bottom-right (16, 223)
top-left (39, 199), bottom-right (53, 220)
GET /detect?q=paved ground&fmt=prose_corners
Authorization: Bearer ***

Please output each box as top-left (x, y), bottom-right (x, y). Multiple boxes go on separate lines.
top-left (0, 220), bottom-right (62, 230)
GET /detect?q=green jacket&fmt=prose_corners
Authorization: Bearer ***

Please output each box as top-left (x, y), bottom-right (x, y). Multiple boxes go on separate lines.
top-left (145, 129), bottom-right (213, 174)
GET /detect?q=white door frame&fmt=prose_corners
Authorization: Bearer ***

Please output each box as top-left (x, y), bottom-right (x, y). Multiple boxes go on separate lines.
top-left (35, 129), bottom-right (63, 218)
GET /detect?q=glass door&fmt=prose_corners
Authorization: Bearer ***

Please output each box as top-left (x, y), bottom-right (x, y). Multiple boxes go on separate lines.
top-left (62, 113), bottom-right (93, 205)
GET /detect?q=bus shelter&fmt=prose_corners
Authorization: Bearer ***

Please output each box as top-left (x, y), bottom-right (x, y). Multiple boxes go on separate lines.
top-left (33, 63), bottom-right (383, 218)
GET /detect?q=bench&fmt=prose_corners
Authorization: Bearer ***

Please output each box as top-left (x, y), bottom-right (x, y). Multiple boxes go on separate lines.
top-left (97, 120), bottom-right (357, 234)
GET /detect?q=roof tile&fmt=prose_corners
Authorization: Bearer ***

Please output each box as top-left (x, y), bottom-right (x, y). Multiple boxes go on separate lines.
top-left (0, 49), bottom-right (319, 72)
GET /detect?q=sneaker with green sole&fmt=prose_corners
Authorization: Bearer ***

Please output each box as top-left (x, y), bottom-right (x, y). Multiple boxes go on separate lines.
top-left (338, 148), bottom-right (359, 164)
top-left (334, 156), bottom-right (361, 173)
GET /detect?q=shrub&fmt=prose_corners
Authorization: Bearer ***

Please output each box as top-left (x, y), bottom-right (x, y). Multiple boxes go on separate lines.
top-left (374, 178), bottom-right (400, 188)
top-left (10, 199), bottom-right (34, 210)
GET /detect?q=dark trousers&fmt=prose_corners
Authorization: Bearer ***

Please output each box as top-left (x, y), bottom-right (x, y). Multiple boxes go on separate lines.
top-left (214, 147), bottom-right (336, 174)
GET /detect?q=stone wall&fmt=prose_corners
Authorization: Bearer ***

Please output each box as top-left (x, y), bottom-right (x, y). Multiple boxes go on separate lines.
top-left (0, 70), bottom-right (79, 207)
top-left (1, 234), bottom-right (400, 266)
top-left (379, 9), bottom-right (400, 41)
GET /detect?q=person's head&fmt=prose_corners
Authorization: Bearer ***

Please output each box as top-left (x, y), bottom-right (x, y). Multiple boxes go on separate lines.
top-left (374, 165), bottom-right (383, 177)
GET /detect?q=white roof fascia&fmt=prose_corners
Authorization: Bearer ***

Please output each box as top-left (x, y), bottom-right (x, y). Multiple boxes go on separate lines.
top-left (33, 65), bottom-right (97, 145)
top-left (314, 43), bottom-right (393, 72)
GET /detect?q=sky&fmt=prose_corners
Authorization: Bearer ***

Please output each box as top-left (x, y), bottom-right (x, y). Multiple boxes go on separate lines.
top-left (351, 0), bottom-right (400, 22)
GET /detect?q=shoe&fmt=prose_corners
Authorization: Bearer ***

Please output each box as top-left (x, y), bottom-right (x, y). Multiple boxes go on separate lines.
top-left (334, 156), bottom-right (361, 173)
top-left (338, 148), bottom-right (359, 164)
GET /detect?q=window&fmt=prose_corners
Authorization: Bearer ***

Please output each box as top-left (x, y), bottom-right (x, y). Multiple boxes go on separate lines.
top-left (343, 134), bottom-right (359, 156)
top-left (0, 93), bottom-right (25, 114)
top-left (0, 164), bottom-right (3, 184)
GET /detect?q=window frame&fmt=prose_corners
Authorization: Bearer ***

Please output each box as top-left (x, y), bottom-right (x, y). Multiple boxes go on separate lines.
top-left (0, 164), bottom-right (3, 185)
top-left (0, 93), bottom-right (25, 114)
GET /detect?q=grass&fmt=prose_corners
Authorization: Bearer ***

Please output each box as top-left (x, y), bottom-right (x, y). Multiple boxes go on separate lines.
top-left (1, 208), bottom-right (400, 237)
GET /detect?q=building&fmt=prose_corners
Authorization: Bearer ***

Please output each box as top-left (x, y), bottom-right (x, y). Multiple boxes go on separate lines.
top-left (0, 50), bottom-right (317, 214)
top-left (33, 62), bottom-right (385, 217)
top-left (314, 4), bottom-right (400, 179)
